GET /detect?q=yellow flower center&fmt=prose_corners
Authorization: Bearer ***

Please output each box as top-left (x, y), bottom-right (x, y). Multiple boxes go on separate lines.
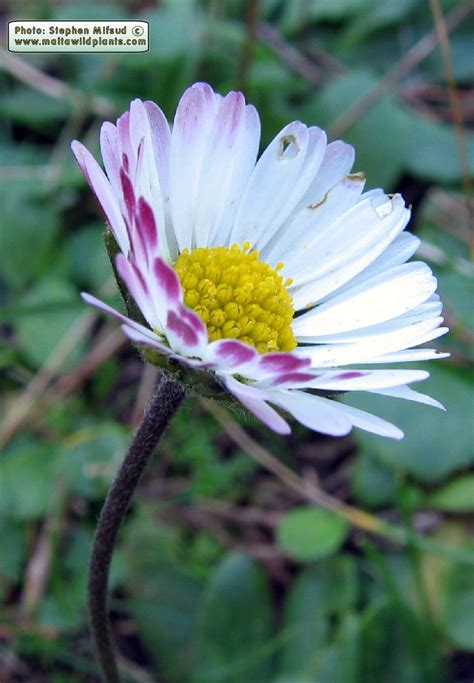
top-left (174, 243), bottom-right (297, 354)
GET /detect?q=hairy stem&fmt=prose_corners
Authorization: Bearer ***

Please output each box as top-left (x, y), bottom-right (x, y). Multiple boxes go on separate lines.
top-left (88, 373), bottom-right (186, 683)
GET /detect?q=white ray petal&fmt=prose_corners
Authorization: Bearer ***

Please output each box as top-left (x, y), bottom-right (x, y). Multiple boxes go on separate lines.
top-left (336, 399), bottom-right (404, 439)
top-left (285, 369), bottom-right (430, 391)
top-left (254, 126), bottom-right (328, 251)
top-left (294, 299), bottom-right (443, 344)
top-left (169, 83), bottom-right (219, 251)
top-left (192, 93), bottom-right (261, 249)
top-left (263, 173), bottom-right (365, 268)
top-left (289, 197), bottom-right (410, 308)
top-left (129, 99), bottom-right (170, 260)
top-left (296, 140), bottom-right (355, 210)
top-left (359, 348), bottom-right (450, 364)
top-left (229, 121), bottom-right (312, 246)
top-left (319, 231), bottom-right (420, 303)
top-left (270, 390), bottom-right (353, 437)
top-left (295, 318), bottom-right (448, 368)
top-left (224, 376), bottom-right (291, 435)
top-left (369, 384), bottom-right (445, 409)
top-left (293, 262), bottom-right (437, 337)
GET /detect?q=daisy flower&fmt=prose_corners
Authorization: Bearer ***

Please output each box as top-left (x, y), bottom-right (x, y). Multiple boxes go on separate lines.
top-left (72, 82), bottom-right (448, 439)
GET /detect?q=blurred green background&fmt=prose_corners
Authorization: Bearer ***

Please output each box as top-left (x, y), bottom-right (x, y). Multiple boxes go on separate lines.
top-left (1, 0), bottom-right (473, 681)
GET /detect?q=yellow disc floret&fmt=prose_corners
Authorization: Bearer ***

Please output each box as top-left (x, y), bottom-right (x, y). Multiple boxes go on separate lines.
top-left (174, 243), bottom-right (297, 354)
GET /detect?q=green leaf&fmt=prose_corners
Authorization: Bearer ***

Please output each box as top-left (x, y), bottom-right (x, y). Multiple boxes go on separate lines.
top-left (65, 224), bottom-right (110, 289)
top-left (277, 556), bottom-right (358, 679)
top-left (403, 113), bottom-right (474, 183)
top-left (359, 601), bottom-right (430, 683)
top-left (277, 507), bottom-right (349, 562)
top-left (57, 423), bottom-right (129, 499)
top-left (0, 181), bottom-right (59, 292)
top-left (427, 475), bottom-right (474, 512)
top-left (338, 0), bottom-right (419, 50)
top-left (351, 452), bottom-right (397, 508)
top-left (0, 437), bottom-right (60, 520)
top-left (306, 70), bottom-right (474, 187)
top-left (278, 565), bottom-right (330, 677)
top-left (310, 0), bottom-right (371, 21)
top-left (0, 521), bottom-right (26, 587)
top-left (440, 559), bottom-right (474, 651)
top-left (15, 278), bottom-right (83, 368)
top-left (348, 363), bottom-right (474, 483)
top-left (305, 71), bottom-right (410, 188)
top-left (315, 614), bottom-right (361, 683)
top-left (193, 553), bottom-right (274, 683)
top-left (0, 87), bottom-right (71, 127)
top-left (123, 508), bottom-right (204, 682)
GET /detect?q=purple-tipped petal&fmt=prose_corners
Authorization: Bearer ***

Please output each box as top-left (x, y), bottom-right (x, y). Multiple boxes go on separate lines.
top-left (270, 372), bottom-right (318, 387)
top-left (116, 111), bottom-right (133, 169)
top-left (136, 196), bottom-right (158, 252)
top-left (143, 99), bottom-right (171, 197)
top-left (120, 167), bottom-right (136, 222)
top-left (100, 121), bottom-right (120, 192)
top-left (81, 292), bottom-right (161, 340)
top-left (205, 339), bottom-right (258, 370)
top-left (154, 257), bottom-right (182, 304)
top-left (258, 352), bottom-right (312, 375)
top-left (121, 324), bottom-right (171, 354)
top-left (71, 140), bottom-right (129, 254)
top-left (166, 306), bottom-right (203, 353)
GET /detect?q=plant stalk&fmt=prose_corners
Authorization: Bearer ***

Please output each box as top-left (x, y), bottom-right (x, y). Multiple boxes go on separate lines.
top-left (88, 372), bottom-right (186, 683)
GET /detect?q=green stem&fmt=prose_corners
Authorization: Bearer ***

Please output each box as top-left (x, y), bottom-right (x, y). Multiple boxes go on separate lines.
top-left (88, 373), bottom-right (186, 683)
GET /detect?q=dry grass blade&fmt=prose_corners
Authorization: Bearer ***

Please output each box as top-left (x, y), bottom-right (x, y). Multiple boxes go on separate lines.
top-left (237, 0), bottom-right (261, 91)
top-left (328, 0), bottom-right (474, 138)
top-left (256, 22), bottom-right (325, 85)
top-left (0, 47), bottom-right (115, 117)
top-left (428, 0), bottom-right (474, 250)
top-left (205, 401), bottom-right (474, 566)
top-left (130, 364), bottom-right (159, 427)
top-left (0, 310), bottom-right (97, 449)
top-left (203, 400), bottom-right (387, 535)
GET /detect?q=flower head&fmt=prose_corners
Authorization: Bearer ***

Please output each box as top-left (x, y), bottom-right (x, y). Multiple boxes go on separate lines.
top-left (72, 82), bottom-right (448, 439)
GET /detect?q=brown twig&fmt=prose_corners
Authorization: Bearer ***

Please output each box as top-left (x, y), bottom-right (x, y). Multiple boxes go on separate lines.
top-left (18, 482), bottom-right (66, 620)
top-left (51, 327), bottom-right (126, 401)
top-left (328, 0), bottom-right (474, 138)
top-left (424, 188), bottom-right (473, 245)
top-left (0, 278), bottom-right (118, 449)
top-left (0, 310), bottom-right (97, 449)
top-left (0, 47), bottom-right (115, 117)
top-left (130, 364), bottom-right (158, 428)
top-left (237, 0), bottom-right (261, 91)
top-left (428, 0), bottom-right (474, 251)
top-left (256, 22), bottom-right (324, 85)
top-left (203, 400), bottom-right (385, 534)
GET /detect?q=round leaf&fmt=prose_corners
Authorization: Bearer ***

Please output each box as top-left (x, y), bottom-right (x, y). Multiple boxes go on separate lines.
top-left (277, 508), bottom-right (349, 562)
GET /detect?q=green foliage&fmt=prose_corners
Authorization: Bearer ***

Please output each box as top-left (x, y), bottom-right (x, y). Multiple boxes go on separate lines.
top-left (440, 558), bottom-right (474, 651)
top-left (0, 437), bottom-right (61, 520)
top-left (349, 363), bottom-right (474, 483)
top-left (193, 553), bottom-right (274, 682)
top-left (123, 507), bottom-right (205, 681)
top-left (351, 451), bottom-right (397, 508)
top-left (277, 507), bottom-right (349, 561)
top-left (15, 277), bottom-right (83, 367)
top-left (277, 556), bottom-right (358, 678)
top-left (427, 475), bottom-right (474, 512)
